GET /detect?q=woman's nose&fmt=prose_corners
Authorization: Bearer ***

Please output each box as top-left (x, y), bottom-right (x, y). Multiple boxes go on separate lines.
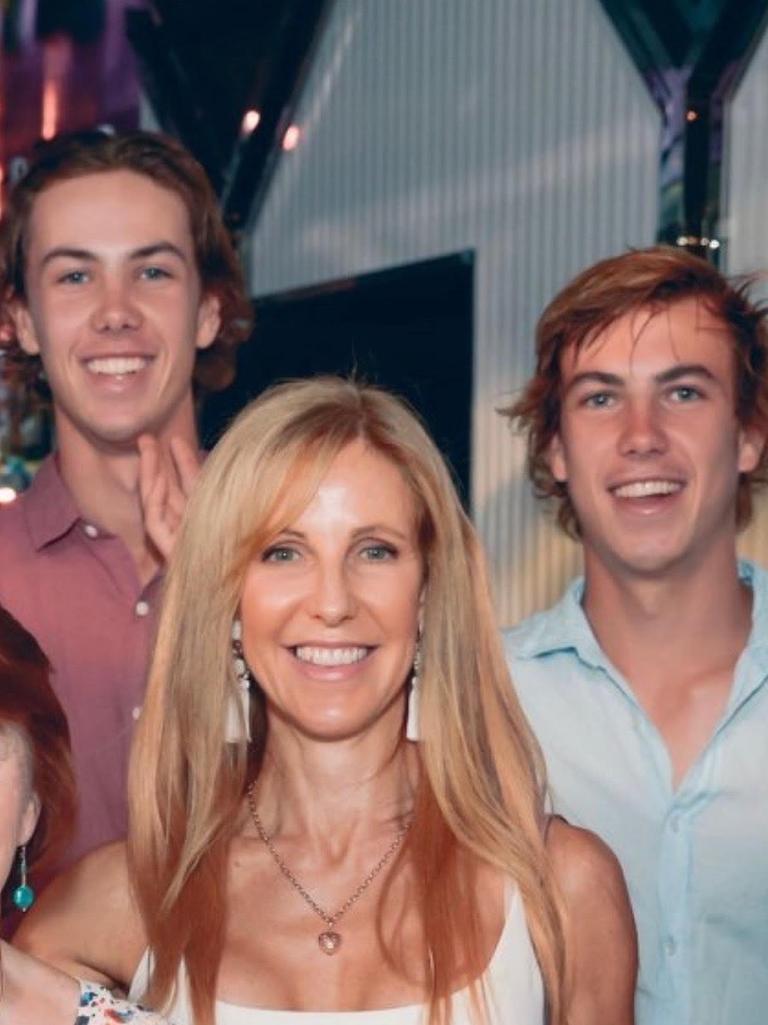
top-left (309, 563), bottom-right (357, 625)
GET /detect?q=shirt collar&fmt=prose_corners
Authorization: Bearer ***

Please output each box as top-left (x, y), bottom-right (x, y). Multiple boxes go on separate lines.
top-left (515, 559), bottom-right (768, 672)
top-left (737, 559), bottom-right (768, 650)
top-left (512, 575), bottom-right (610, 671)
top-left (23, 455), bottom-right (82, 550)
top-left (733, 561), bottom-right (768, 700)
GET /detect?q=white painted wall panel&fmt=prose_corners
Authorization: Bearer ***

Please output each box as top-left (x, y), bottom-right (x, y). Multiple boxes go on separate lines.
top-left (247, 0), bottom-right (660, 625)
top-left (723, 26), bottom-right (768, 569)
top-left (725, 25), bottom-right (768, 278)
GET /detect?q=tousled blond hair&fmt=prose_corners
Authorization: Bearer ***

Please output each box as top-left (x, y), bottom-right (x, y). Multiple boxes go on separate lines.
top-left (129, 377), bottom-right (565, 1025)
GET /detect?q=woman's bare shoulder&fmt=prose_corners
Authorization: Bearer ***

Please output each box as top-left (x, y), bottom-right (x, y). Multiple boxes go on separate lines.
top-left (15, 840), bottom-right (146, 988)
top-left (547, 818), bottom-right (630, 903)
top-left (546, 819), bottom-right (637, 1025)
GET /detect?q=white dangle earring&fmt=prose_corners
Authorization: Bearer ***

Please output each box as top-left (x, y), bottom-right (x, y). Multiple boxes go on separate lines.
top-left (227, 619), bottom-right (252, 743)
top-left (405, 640), bottom-right (421, 742)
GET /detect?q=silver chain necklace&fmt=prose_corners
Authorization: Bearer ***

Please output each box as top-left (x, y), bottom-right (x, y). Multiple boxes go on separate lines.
top-left (246, 782), bottom-right (410, 956)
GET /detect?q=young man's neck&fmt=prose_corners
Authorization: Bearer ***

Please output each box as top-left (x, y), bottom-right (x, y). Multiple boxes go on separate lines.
top-left (582, 540), bottom-right (752, 685)
top-left (54, 395), bottom-right (199, 583)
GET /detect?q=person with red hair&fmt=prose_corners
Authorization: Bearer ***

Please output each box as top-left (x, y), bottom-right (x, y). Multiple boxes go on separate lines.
top-left (0, 604), bottom-right (168, 1023)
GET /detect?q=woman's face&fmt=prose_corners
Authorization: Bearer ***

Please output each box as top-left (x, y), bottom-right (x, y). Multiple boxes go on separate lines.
top-left (240, 439), bottom-right (424, 743)
top-left (0, 727), bottom-right (39, 894)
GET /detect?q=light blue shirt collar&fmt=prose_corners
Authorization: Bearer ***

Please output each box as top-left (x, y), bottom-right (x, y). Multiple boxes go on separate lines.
top-left (513, 559), bottom-right (768, 692)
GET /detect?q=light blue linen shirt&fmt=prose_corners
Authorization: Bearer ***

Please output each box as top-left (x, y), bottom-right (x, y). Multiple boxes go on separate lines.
top-left (504, 560), bottom-right (768, 1025)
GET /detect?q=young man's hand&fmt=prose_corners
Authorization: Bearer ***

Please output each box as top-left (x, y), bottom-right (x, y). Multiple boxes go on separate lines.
top-left (137, 434), bottom-right (201, 562)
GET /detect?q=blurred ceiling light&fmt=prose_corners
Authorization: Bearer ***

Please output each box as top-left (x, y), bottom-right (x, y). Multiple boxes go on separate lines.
top-left (0, 487), bottom-right (17, 505)
top-left (282, 125), bottom-right (301, 151)
top-left (241, 109), bottom-right (261, 135)
top-left (41, 78), bottom-right (61, 140)
top-left (41, 37), bottom-right (70, 141)
top-left (675, 234), bottom-right (720, 251)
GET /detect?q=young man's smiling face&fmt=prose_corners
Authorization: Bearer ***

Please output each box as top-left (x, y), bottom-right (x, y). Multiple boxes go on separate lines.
top-left (548, 297), bottom-right (765, 579)
top-left (12, 169), bottom-right (220, 452)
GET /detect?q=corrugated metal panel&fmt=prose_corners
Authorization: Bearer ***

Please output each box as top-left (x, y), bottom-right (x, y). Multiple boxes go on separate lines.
top-left (725, 26), bottom-right (768, 277)
top-left (723, 28), bottom-right (768, 570)
top-left (247, 0), bottom-right (660, 625)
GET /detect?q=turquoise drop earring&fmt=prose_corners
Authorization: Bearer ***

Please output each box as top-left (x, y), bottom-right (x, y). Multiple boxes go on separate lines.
top-left (12, 844), bottom-right (35, 911)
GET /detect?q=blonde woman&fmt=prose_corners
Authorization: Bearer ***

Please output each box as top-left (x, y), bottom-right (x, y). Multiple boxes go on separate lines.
top-left (19, 378), bottom-right (636, 1024)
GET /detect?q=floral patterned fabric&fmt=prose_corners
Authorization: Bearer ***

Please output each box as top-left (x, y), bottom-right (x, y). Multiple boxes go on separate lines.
top-left (75, 981), bottom-right (170, 1024)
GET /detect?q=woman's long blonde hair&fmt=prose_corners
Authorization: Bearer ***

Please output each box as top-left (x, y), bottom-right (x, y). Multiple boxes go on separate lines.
top-left (129, 377), bottom-right (565, 1024)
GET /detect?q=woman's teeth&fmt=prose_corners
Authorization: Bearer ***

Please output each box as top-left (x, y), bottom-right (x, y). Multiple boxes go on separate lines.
top-left (294, 646), bottom-right (369, 666)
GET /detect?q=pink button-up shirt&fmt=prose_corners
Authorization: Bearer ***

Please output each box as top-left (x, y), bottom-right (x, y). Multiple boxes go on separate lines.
top-left (0, 456), bottom-right (162, 869)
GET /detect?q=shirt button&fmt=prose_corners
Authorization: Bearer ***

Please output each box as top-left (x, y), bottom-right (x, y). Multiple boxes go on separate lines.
top-left (135, 600), bottom-right (150, 617)
top-left (663, 937), bottom-right (677, 956)
top-left (131, 706), bottom-right (142, 721)
top-left (83, 523), bottom-right (98, 538)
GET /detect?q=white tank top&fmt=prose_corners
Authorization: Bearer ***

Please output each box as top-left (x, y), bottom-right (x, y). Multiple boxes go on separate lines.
top-left (128, 886), bottom-right (544, 1024)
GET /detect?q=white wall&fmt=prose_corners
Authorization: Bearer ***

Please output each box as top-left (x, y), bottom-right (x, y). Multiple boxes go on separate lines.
top-left (723, 25), bottom-right (768, 568)
top-left (247, 0), bottom-right (660, 625)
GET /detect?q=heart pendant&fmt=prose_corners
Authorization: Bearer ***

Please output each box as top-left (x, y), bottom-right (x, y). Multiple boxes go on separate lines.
top-left (318, 930), bottom-right (342, 955)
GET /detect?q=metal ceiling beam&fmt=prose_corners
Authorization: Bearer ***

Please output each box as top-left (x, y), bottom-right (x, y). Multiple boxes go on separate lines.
top-left (125, 0), bottom-right (330, 235)
top-left (600, 0), bottom-right (768, 263)
top-left (219, 0), bottom-right (330, 236)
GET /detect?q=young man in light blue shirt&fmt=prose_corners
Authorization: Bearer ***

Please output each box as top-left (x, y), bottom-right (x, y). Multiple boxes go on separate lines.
top-left (502, 246), bottom-right (768, 1025)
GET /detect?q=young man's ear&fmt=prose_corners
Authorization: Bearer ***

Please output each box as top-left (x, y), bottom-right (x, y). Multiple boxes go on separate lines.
top-left (9, 300), bottom-right (41, 356)
top-left (547, 433), bottom-right (568, 484)
top-left (737, 424), bottom-right (767, 475)
top-left (195, 293), bottom-right (221, 351)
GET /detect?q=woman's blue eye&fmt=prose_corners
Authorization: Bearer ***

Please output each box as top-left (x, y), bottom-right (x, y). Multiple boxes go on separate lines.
top-left (141, 266), bottom-right (170, 280)
top-left (263, 546), bottom-right (299, 563)
top-left (361, 544), bottom-right (397, 561)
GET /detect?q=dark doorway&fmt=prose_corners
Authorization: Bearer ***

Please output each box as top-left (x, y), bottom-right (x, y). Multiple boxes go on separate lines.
top-left (201, 251), bottom-right (475, 506)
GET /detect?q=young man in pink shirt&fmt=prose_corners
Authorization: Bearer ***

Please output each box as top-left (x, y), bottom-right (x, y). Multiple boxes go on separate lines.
top-left (0, 131), bottom-right (251, 866)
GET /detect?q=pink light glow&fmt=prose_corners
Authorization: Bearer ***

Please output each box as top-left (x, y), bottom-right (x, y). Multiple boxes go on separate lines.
top-left (241, 108), bottom-right (261, 135)
top-left (41, 78), bottom-right (61, 139)
top-left (40, 36), bottom-right (71, 140)
top-left (282, 125), bottom-right (301, 151)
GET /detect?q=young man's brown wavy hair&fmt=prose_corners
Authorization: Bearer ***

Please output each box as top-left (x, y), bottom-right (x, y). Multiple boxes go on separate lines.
top-left (0, 129), bottom-right (252, 393)
top-left (500, 246), bottom-right (768, 537)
